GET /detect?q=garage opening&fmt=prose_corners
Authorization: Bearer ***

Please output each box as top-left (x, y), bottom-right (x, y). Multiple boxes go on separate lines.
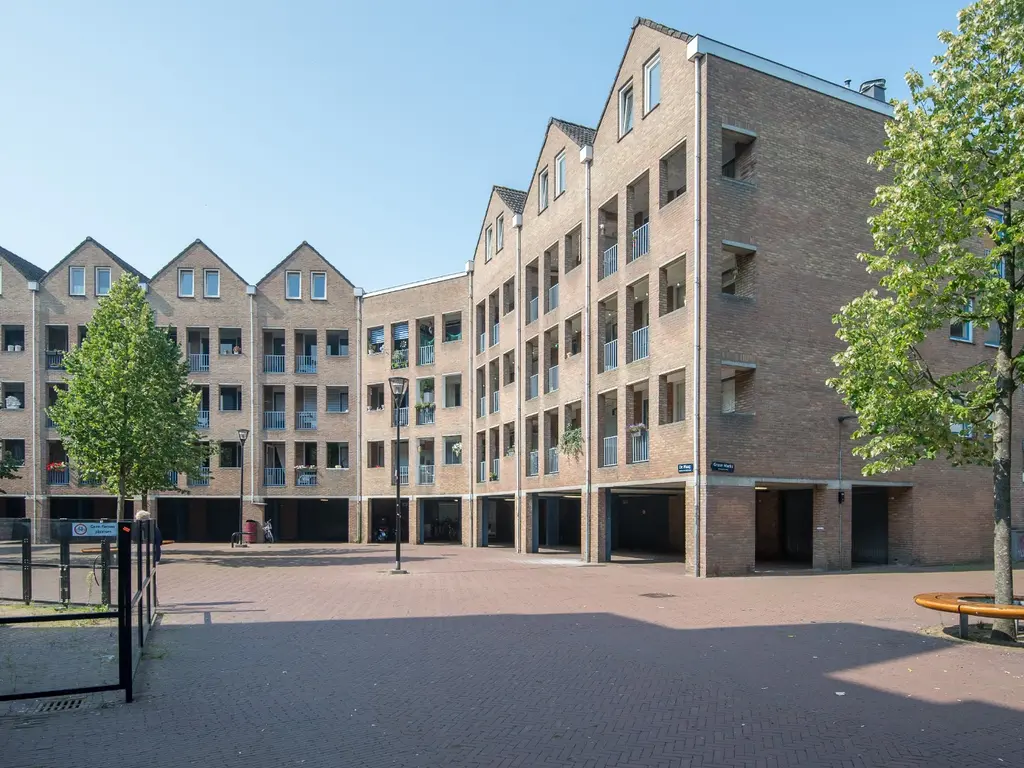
top-left (266, 499), bottom-right (349, 542)
top-left (0, 496), bottom-right (26, 518)
top-left (755, 488), bottom-right (812, 568)
top-left (485, 498), bottom-right (515, 547)
top-left (156, 498), bottom-right (232, 542)
top-left (370, 498), bottom-right (409, 543)
top-left (536, 496), bottom-right (580, 553)
top-left (852, 487), bottom-right (888, 566)
top-left (609, 491), bottom-right (685, 561)
top-left (51, 496), bottom-right (134, 522)
top-left (421, 499), bottom-right (461, 543)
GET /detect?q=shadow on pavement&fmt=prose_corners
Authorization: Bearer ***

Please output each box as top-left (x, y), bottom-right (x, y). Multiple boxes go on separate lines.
top-left (162, 547), bottom-right (446, 568)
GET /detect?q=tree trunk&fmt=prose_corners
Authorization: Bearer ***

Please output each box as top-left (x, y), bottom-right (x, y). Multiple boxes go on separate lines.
top-left (117, 474), bottom-right (126, 522)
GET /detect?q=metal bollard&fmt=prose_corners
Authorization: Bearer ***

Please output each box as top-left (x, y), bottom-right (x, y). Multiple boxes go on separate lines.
top-left (100, 538), bottom-right (112, 606)
top-left (58, 518), bottom-right (71, 604)
top-left (21, 533), bottom-right (32, 605)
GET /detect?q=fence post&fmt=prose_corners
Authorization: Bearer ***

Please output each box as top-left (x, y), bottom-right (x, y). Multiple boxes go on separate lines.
top-left (117, 521), bottom-right (133, 703)
top-left (136, 522), bottom-right (144, 649)
top-left (100, 538), bottom-right (111, 606)
top-left (20, 520), bottom-right (32, 605)
top-left (58, 518), bottom-right (71, 605)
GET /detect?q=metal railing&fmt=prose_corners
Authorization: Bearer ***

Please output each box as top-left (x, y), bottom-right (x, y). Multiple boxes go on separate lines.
top-left (45, 414), bottom-right (57, 429)
top-left (602, 435), bottom-right (618, 467)
top-left (631, 326), bottom-right (649, 361)
top-left (393, 407), bottom-right (409, 427)
top-left (630, 222), bottom-right (649, 262)
top-left (167, 470), bottom-right (178, 486)
top-left (478, 333), bottom-right (486, 353)
top-left (419, 465), bottom-right (435, 485)
top-left (296, 355), bottom-right (317, 374)
top-left (264, 410), bottom-right (285, 430)
top-left (393, 465), bottom-right (409, 486)
top-left (264, 354), bottom-right (285, 373)
top-left (527, 450), bottom-right (539, 477)
top-left (603, 339), bottom-right (618, 371)
top-left (528, 296), bottom-right (539, 324)
top-left (478, 396), bottom-right (487, 418)
top-left (264, 467), bottom-right (285, 487)
top-left (188, 353), bottom-right (210, 372)
top-left (527, 374), bottom-right (538, 400)
top-left (46, 350), bottom-right (66, 370)
top-left (196, 410), bottom-right (210, 429)
top-left (416, 405), bottom-right (435, 425)
top-left (602, 243), bottom-right (618, 277)
top-left (491, 458), bottom-right (500, 481)
top-left (547, 365), bottom-right (559, 393)
top-left (295, 468), bottom-right (318, 486)
top-left (296, 411), bottom-right (317, 430)
top-left (491, 323), bottom-right (499, 346)
top-left (47, 467), bottom-right (70, 485)
top-left (630, 431), bottom-right (650, 463)
top-left (547, 283), bottom-right (559, 312)
top-left (491, 390), bottom-right (500, 413)
top-left (188, 468), bottom-right (211, 487)
top-left (547, 447), bottom-right (559, 474)
top-left (419, 344), bottom-right (435, 365)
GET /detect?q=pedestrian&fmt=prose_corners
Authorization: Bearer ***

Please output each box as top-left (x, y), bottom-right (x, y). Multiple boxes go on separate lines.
top-left (134, 510), bottom-right (163, 563)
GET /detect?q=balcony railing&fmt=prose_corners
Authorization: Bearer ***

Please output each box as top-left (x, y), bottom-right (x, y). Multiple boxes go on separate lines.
top-left (631, 326), bottom-right (649, 362)
top-left (264, 354), bottom-right (285, 373)
top-left (602, 435), bottom-right (618, 467)
top-left (547, 284), bottom-right (559, 312)
top-left (487, 390), bottom-right (497, 413)
top-left (76, 472), bottom-right (101, 487)
top-left (296, 355), bottom-right (317, 374)
top-left (478, 396), bottom-right (487, 418)
top-left (547, 447), bottom-right (559, 474)
top-left (189, 353), bottom-right (210, 373)
top-left (478, 333), bottom-right (486, 354)
top-left (602, 244), bottom-right (618, 277)
top-left (491, 458), bottom-right (500, 481)
top-left (528, 296), bottom-right (539, 324)
top-left (603, 339), bottom-right (618, 371)
top-left (264, 467), bottom-right (285, 487)
top-left (167, 470), bottom-right (179, 486)
top-left (419, 465), bottom-right (435, 485)
top-left (491, 323), bottom-right (499, 346)
top-left (416, 405), bottom-right (435, 425)
top-left (47, 467), bottom-right (70, 486)
top-left (45, 414), bottom-right (56, 429)
top-left (547, 365), bottom-right (559, 393)
top-left (196, 410), bottom-right (210, 430)
top-left (527, 450), bottom-right (539, 477)
top-left (419, 344), bottom-right (435, 366)
top-left (295, 468), bottom-right (318, 486)
top-left (478, 461), bottom-right (487, 483)
top-left (393, 465), bottom-right (409, 486)
top-left (296, 411), bottom-right (317, 430)
top-left (46, 350), bottom-right (67, 370)
top-left (188, 468), bottom-right (211, 487)
top-left (527, 374), bottom-right (538, 400)
top-left (630, 222), bottom-right (649, 263)
top-left (629, 431), bottom-right (650, 464)
top-left (264, 411), bottom-right (285, 430)
top-left (392, 407), bottom-right (409, 427)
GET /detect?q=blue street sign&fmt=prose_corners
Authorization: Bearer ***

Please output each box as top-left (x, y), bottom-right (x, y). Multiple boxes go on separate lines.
top-left (678, 463), bottom-right (694, 474)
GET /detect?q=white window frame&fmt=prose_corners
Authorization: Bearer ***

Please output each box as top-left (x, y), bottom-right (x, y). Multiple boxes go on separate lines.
top-left (619, 81), bottom-right (634, 136)
top-left (485, 226), bottom-right (493, 261)
top-left (285, 270), bottom-right (302, 300)
top-left (496, 215), bottom-right (504, 252)
top-left (203, 269), bottom-right (220, 298)
top-left (178, 268), bottom-right (195, 298)
top-left (94, 267), bottom-right (111, 296)
top-left (555, 151), bottom-right (566, 196)
top-left (673, 380), bottom-right (685, 422)
top-left (69, 266), bottom-right (86, 296)
top-left (950, 299), bottom-right (973, 343)
top-left (311, 271), bottom-right (327, 301)
top-left (539, 168), bottom-right (549, 212)
top-left (644, 53), bottom-right (661, 113)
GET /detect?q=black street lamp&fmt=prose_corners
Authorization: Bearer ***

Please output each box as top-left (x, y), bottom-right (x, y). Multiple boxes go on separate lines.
top-left (237, 427), bottom-right (249, 548)
top-left (388, 376), bottom-right (409, 574)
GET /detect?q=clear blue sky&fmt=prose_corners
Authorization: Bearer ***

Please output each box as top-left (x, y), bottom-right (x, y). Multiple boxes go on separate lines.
top-left (0, 0), bottom-right (964, 290)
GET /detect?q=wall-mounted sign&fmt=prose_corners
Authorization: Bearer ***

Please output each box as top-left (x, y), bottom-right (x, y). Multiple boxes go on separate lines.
top-left (710, 461), bottom-right (735, 473)
top-left (677, 463), bottom-right (693, 474)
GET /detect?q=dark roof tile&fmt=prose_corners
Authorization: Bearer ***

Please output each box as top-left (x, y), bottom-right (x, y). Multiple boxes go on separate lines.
top-left (551, 118), bottom-right (597, 147)
top-left (0, 245), bottom-right (45, 281)
top-left (494, 186), bottom-right (527, 215)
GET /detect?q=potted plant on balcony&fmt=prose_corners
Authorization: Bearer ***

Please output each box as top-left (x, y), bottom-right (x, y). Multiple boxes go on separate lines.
top-left (451, 442), bottom-right (463, 459)
top-left (489, 472), bottom-right (498, 481)
top-left (626, 422), bottom-right (647, 436)
top-left (47, 461), bottom-right (68, 471)
top-left (421, 379), bottom-right (434, 403)
top-left (558, 426), bottom-right (584, 461)
top-left (505, 446), bottom-right (515, 458)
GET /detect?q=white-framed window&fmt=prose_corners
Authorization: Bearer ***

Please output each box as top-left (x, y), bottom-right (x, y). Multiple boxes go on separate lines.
top-left (673, 380), bottom-right (685, 422)
top-left (285, 271), bottom-right (301, 299)
top-left (485, 226), bottom-right (493, 261)
top-left (619, 81), bottom-right (634, 135)
top-left (311, 271), bottom-right (327, 300)
top-left (204, 269), bottom-right (220, 298)
top-left (496, 215), bottom-right (504, 252)
top-left (950, 299), bottom-right (973, 342)
top-left (94, 267), bottom-right (111, 296)
top-left (69, 266), bottom-right (86, 296)
top-left (178, 268), bottom-right (195, 298)
top-left (444, 435), bottom-right (463, 465)
top-left (555, 151), bottom-right (566, 196)
top-left (539, 168), bottom-right (549, 211)
top-left (644, 53), bottom-right (661, 113)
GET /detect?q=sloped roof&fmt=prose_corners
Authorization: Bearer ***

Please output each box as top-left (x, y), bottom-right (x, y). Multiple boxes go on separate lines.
top-left (0, 245), bottom-right (45, 281)
top-left (634, 17), bottom-right (689, 42)
top-left (256, 241), bottom-right (354, 288)
top-left (494, 186), bottom-right (527, 215)
top-left (150, 239), bottom-right (250, 286)
top-left (551, 118), bottom-right (596, 148)
top-left (43, 237), bottom-right (148, 282)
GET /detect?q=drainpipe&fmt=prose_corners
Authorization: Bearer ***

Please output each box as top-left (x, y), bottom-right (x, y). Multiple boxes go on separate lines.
top-left (355, 287), bottom-right (365, 542)
top-left (513, 217), bottom-right (524, 552)
top-left (837, 414), bottom-right (857, 569)
top-left (248, 288), bottom-right (256, 503)
top-left (580, 144), bottom-right (594, 562)
top-left (691, 51), bottom-right (704, 577)
top-left (466, 260), bottom-right (476, 546)
top-left (29, 281), bottom-right (39, 538)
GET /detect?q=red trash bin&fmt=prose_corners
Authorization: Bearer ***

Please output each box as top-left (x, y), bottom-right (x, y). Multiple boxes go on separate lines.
top-left (243, 519), bottom-right (258, 544)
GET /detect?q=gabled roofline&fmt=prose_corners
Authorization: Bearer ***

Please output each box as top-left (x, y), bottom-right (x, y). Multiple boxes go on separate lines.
top-left (494, 186), bottom-right (526, 215)
top-left (255, 241), bottom-right (354, 288)
top-left (149, 239), bottom-right (251, 286)
top-left (472, 185), bottom-right (526, 263)
top-left (363, 270), bottom-right (467, 298)
top-left (0, 245), bottom-right (45, 281)
top-left (521, 118), bottom-right (596, 211)
top-left (42, 237), bottom-right (148, 282)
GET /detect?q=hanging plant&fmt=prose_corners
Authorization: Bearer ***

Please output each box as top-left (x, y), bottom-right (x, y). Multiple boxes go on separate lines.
top-left (451, 442), bottom-right (463, 457)
top-left (626, 423), bottom-right (647, 435)
top-left (558, 427), bottom-right (584, 461)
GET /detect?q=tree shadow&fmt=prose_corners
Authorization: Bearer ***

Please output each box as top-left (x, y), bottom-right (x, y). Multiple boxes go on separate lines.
top-left (162, 548), bottom-right (445, 568)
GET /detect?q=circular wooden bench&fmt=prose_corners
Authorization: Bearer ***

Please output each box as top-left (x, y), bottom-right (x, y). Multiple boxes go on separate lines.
top-left (914, 592), bottom-right (1024, 638)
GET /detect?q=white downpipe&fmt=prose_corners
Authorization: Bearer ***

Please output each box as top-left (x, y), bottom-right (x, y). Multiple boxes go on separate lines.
top-left (30, 286), bottom-right (38, 537)
top-left (692, 52), bottom-right (704, 577)
top-left (514, 221), bottom-right (523, 552)
top-left (582, 148), bottom-right (593, 562)
top-left (248, 292), bottom-right (256, 502)
top-left (355, 290), bottom-right (363, 542)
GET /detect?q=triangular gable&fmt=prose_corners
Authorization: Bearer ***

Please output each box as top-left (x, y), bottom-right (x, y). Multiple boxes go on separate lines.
top-left (42, 237), bottom-right (148, 283)
top-left (520, 118), bottom-right (596, 212)
top-left (472, 185), bottom-right (526, 262)
top-left (0, 245), bottom-right (45, 281)
top-left (256, 241), bottom-right (354, 288)
top-left (150, 239), bottom-right (250, 287)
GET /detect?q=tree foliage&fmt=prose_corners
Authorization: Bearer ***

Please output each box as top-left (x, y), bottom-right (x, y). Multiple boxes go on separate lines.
top-left (0, 449), bottom-right (19, 484)
top-left (49, 274), bottom-right (208, 516)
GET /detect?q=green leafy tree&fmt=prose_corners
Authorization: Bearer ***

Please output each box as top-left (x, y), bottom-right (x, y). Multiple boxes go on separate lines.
top-left (0, 448), bottom-right (19, 488)
top-left (829, 0), bottom-right (1023, 639)
top-left (49, 273), bottom-right (209, 519)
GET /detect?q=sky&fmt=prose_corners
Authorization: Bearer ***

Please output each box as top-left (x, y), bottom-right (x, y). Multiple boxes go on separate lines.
top-left (0, 0), bottom-right (966, 290)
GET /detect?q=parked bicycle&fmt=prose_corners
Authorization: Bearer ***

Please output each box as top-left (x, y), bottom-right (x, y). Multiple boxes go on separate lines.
top-left (263, 519), bottom-right (274, 544)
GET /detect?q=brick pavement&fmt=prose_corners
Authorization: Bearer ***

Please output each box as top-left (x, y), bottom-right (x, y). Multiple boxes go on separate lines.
top-left (1, 544), bottom-right (1023, 767)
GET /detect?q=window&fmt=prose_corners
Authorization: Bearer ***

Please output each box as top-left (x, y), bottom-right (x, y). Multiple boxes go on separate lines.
top-left (721, 368), bottom-right (754, 414)
top-left (443, 313), bottom-right (462, 342)
top-left (659, 141), bottom-right (686, 206)
top-left (219, 328), bottom-right (242, 355)
top-left (178, 269), bottom-right (195, 297)
top-left (204, 269), bottom-right (220, 298)
top-left (327, 442), bottom-right (349, 469)
top-left (444, 435), bottom-right (463, 465)
top-left (619, 82), bottom-right (634, 135)
top-left (722, 127), bottom-right (756, 180)
top-left (327, 386), bottom-right (349, 413)
top-left (367, 326), bottom-right (385, 354)
top-left (368, 441), bottom-right (385, 468)
top-left (496, 215), bottom-right (504, 251)
top-left (485, 226), bottom-right (493, 261)
top-left (721, 244), bottom-right (756, 298)
top-left (327, 330), bottom-right (349, 356)
top-left (2, 325), bottom-right (25, 351)
top-left (2, 381), bottom-right (25, 410)
top-left (660, 256), bottom-right (686, 315)
top-left (285, 271), bottom-right (301, 299)
top-left (95, 267), bottom-right (111, 296)
top-left (950, 300), bottom-right (974, 342)
top-left (722, 377), bottom-right (736, 414)
top-left (443, 374), bottom-right (462, 408)
top-left (69, 267), bottom-right (86, 296)
top-left (538, 168), bottom-right (549, 211)
top-left (219, 385), bottom-right (242, 411)
top-left (644, 54), bottom-right (661, 113)
top-left (219, 442), bottom-right (242, 468)
top-left (660, 371), bottom-right (685, 424)
top-left (555, 151), bottom-right (566, 196)
top-left (311, 272), bottom-right (327, 300)
top-left (2, 439), bottom-right (26, 466)
top-left (367, 384), bottom-right (385, 411)
top-left (985, 253), bottom-right (1003, 347)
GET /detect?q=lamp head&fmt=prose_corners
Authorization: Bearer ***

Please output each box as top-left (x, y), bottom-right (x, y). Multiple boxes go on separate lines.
top-left (388, 376), bottom-right (409, 398)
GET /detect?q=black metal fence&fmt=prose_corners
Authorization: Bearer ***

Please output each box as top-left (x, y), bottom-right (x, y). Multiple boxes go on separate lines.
top-left (0, 518), bottom-right (157, 703)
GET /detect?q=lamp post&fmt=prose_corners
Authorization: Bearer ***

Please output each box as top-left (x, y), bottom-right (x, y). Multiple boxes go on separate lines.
top-left (237, 427), bottom-right (249, 548)
top-left (388, 376), bottom-right (409, 573)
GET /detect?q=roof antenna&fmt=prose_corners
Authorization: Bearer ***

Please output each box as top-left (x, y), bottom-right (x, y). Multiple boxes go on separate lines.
top-left (843, 79), bottom-right (852, 89)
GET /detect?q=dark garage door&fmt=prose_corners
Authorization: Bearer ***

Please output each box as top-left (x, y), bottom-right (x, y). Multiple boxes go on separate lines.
top-left (852, 488), bottom-right (888, 565)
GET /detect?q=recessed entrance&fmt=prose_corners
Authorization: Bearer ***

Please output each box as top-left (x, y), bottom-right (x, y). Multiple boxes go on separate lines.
top-left (535, 496), bottom-right (580, 553)
top-left (755, 488), bottom-right (813, 568)
top-left (484, 498), bottom-right (515, 547)
top-left (608, 491), bottom-right (685, 561)
top-left (421, 498), bottom-right (461, 543)
top-left (156, 498), bottom-right (232, 542)
top-left (265, 499), bottom-right (349, 542)
top-left (370, 498), bottom-right (409, 543)
top-left (852, 487), bottom-right (888, 566)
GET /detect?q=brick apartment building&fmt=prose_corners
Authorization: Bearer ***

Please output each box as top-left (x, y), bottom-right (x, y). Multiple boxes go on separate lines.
top-left (1, 18), bottom-right (1020, 574)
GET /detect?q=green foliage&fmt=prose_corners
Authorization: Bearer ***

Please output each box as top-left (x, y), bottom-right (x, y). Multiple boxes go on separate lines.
top-left (558, 427), bottom-right (584, 461)
top-left (48, 274), bottom-right (209, 509)
top-left (0, 450), bottom-right (19, 483)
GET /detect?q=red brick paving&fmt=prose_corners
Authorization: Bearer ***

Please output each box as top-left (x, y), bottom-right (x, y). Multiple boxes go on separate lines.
top-left (2, 544), bottom-right (1023, 767)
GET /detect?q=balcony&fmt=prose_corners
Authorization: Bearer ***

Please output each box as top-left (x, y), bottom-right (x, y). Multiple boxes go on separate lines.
top-left (393, 465), bottom-right (410, 486)
top-left (188, 468), bottom-right (211, 487)
top-left (295, 468), bottom-right (318, 486)
top-left (264, 467), bottom-right (285, 487)
top-left (527, 450), bottom-right (539, 477)
top-left (602, 244), bottom-right (618, 277)
top-left (527, 374), bottom-right (538, 400)
top-left (547, 284), bottom-right (559, 312)
top-left (602, 435), bottom-right (618, 467)
top-left (547, 447), bottom-right (559, 474)
top-left (296, 411), bottom-right (317, 430)
top-left (491, 458), bottom-right (500, 481)
top-left (392, 407), bottom-right (409, 427)
top-left (416, 405), bottom-right (435, 425)
top-left (264, 354), bottom-right (285, 373)
top-left (631, 326), bottom-right (649, 362)
top-left (296, 355), bottom-right (317, 374)
top-left (478, 333), bottom-right (486, 354)
top-left (189, 353), bottom-right (210, 373)
top-left (630, 222), bottom-right (649, 263)
top-left (264, 411), bottom-right (285, 430)
top-left (46, 350), bottom-right (66, 370)
top-left (47, 466), bottom-right (70, 486)
top-left (196, 410), bottom-right (210, 430)
top-left (491, 324), bottom-right (499, 346)
top-left (167, 470), bottom-right (179, 486)
top-left (419, 465), bottom-right (435, 485)
top-left (547, 365), bottom-right (559, 393)
top-left (603, 340), bottom-right (618, 371)
top-left (419, 344), bottom-right (435, 366)
top-left (528, 297), bottom-right (539, 324)
top-left (478, 396), bottom-right (487, 418)
top-left (491, 390), bottom-right (499, 413)
top-left (629, 431), bottom-right (650, 463)
top-left (478, 461), bottom-right (487, 483)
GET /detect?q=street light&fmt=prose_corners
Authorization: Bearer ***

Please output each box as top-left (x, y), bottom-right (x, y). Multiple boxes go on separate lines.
top-left (237, 428), bottom-right (249, 548)
top-left (388, 376), bottom-right (409, 573)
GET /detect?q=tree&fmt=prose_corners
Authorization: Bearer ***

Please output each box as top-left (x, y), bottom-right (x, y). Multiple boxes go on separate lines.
top-left (0, 448), bottom-right (19, 489)
top-left (49, 273), bottom-right (209, 520)
top-left (829, 0), bottom-right (1024, 640)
